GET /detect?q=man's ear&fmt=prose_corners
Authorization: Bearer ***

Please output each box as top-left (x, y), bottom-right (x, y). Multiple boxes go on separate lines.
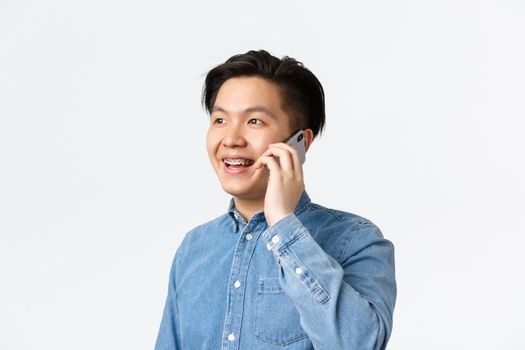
top-left (303, 129), bottom-right (314, 152)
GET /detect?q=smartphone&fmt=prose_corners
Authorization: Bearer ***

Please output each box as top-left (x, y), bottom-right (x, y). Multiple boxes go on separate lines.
top-left (285, 130), bottom-right (306, 164)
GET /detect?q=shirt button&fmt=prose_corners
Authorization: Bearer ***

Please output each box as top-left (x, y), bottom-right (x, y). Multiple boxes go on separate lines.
top-left (245, 233), bottom-right (253, 241)
top-left (234, 280), bottom-right (241, 288)
top-left (266, 242), bottom-right (272, 251)
top-left (228, 333), bottom-right (235, 341)
top-left (295, 267), bottom-right (303, 274)
top-left (271, 235), bottom-right (280, 244)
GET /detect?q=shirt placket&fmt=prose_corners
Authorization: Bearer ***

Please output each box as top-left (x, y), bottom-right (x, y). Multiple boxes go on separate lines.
top-left (221, 219), bottom-right (263, 350)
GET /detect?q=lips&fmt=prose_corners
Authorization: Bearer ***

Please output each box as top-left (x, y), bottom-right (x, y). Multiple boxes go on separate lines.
top-left (221, 157), bottom-right (255, 174)
top-left (223, 158), bottom-right (255, 166)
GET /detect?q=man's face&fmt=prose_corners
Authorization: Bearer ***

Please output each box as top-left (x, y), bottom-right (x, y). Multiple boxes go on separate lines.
top-left (206, 76), bottom-right (294, 202)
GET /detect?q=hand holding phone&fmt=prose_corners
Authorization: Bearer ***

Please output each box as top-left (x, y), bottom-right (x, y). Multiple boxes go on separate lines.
top-left (253, 129), bottom-right (307, 226)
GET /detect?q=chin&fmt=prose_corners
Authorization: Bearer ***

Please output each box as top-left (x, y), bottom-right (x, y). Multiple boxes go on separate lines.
top-left (221, 182), bottom-right (266, 200)
top-left (218, 169), bottom-right (268, 200)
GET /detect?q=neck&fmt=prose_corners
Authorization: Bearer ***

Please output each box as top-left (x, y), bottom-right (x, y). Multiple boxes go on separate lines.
top-left (233, 196), bottom-right (264, 223)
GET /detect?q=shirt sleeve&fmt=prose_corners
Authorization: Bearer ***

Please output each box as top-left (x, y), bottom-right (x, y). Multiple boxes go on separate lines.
top-left (262, 214), bottom-right (396, 350)
top-left (155, 251), bottom-right (181, 350)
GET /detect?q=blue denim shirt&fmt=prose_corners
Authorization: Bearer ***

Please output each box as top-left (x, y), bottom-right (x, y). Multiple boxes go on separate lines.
top-left (155, 192), bottom-right (396, 350)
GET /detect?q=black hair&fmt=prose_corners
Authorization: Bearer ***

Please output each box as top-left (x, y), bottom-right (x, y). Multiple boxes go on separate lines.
top-left (202, 50), bottom-right (325, 138)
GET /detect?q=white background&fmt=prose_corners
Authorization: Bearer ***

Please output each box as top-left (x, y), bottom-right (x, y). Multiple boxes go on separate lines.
top-left (1, 0), bottom-right (524, 349)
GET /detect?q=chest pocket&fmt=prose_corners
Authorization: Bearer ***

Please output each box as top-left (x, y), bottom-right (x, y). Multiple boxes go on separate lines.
top-left (254, 278), bottom-right (309, 346)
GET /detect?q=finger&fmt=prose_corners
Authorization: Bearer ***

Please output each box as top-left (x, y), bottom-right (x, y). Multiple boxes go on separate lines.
top-left (257, 155), bottom-right (282, 178)
top-left (266, 145), bottom-right (295, 174)
top-left (253, 148), bottom-right (274, 169)
top-left (253, 142), bottom-right (301, 172)
top-left (252, 146), bottom-right (288, 170)
top-left (253, 151), bottom-right (292, 177)
top-left (269, 143), bottom-right (303, 179)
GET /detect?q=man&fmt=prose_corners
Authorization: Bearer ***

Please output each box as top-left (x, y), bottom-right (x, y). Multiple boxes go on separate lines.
top-left (155, 50), bottom-right (396, 350)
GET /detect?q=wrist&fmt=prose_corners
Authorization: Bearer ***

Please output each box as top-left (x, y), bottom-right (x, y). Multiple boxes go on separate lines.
top-left (267, 211), bottom-right (291, 227)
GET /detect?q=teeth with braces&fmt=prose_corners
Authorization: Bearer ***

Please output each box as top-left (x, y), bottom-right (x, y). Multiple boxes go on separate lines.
top-left (224, 159), bottom-right (254, 166)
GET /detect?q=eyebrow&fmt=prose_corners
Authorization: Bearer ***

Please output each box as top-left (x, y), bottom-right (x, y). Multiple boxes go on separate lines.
top-left (211, 105), bottom-right (276, 119)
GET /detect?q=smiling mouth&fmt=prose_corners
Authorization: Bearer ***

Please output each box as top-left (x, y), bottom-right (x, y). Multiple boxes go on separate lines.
top-left (223, 158), bottom-right (255, 168)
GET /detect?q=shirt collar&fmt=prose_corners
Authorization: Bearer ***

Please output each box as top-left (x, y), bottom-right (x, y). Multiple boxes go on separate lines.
top-left (227, 191), bottom-right (311, 233)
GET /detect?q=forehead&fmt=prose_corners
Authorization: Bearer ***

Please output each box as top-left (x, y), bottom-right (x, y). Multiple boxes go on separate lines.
top-left (213, 76), bottom-right (284, 111)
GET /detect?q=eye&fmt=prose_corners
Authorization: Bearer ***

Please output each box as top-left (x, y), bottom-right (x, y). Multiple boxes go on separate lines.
top-left (248, 118), bottom-right (263, 125)
top-left (213, 117), bottom-right (225, 124)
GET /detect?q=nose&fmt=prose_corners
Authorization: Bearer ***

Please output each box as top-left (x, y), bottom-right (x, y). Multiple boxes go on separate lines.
top-left (222, 124), bottom-right (247, 148)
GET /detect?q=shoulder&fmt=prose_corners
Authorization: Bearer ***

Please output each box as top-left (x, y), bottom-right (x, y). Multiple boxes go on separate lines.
top-left (167, 213), bottom-right (232, 283)
top-left (303, 201), bottom-right (384, 238)
top-left (177, 213), bottom-right (231, 251)
top-left (300, 201), bottom-right (390, 262)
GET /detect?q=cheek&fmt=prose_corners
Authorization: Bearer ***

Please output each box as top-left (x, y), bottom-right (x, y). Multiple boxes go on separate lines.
top-left (250, 133), bottom-right (282, 155)
top-left (250, 138), bottom-right (271, 156)
top-left (206, 131), bottom-right (219, 157)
